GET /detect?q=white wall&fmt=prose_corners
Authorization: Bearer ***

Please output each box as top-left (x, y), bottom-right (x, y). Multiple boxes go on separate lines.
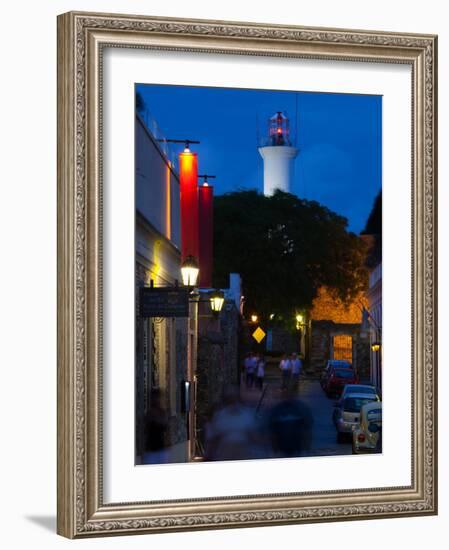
top-left (0, 1), bottom-right (446, 548)
top-left (136, 115), bottom-right (181, 248)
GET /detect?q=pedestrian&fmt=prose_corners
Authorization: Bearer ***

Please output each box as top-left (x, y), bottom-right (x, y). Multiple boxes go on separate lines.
top-left (204, 385), bottom-right (263, 461)
top-left (244, 352), bottom-right (257, 388)
top-left (256, 354), bottom-right (265, 390)
top-left (243, 353), bottom-right (251, 386)
top-left (279, 354), bottom-right (291, 390)
top-left (266, 396), bottom-right (313, 457)
top-left (290, 353), bottom-right (303, 391)
top-left (143, 389), bottom-right (169, 464)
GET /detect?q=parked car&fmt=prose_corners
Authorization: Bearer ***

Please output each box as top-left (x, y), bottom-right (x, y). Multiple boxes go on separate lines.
top-left (333, 392), bottom-right (378, 442)
top-left (352, 401), bottom-right (382, 453)
top-left (320, 360), bottom-right (352, 389)
top-left (324, 367), bottom-right (358, 397)
top-left (338, 384), bottom-right (379, 403)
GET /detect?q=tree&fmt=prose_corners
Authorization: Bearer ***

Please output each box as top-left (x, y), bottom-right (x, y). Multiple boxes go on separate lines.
top-left (361, 190), bottom-right (382, 268)
top-left (213, 190), bottom-right (368, 326)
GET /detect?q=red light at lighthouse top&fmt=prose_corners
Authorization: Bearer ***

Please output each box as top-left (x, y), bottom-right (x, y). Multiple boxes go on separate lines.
top-left (268, 111), bottom-right (291, 146)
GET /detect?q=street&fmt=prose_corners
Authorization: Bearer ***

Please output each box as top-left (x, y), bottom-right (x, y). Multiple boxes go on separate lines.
top-left (239, 362), bottom-right (352, 458)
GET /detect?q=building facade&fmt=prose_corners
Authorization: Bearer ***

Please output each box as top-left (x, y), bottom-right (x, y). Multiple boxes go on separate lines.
top-left (366, 263), bottom-right (382, 392)
top-left (309, 286), bottom-right (370, 379)
top-left (135, 113), bottom-right (196, 464)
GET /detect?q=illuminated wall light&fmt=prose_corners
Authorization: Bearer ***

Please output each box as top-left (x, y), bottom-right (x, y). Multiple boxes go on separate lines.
top-left (210, 289), bottom-right (225, 313)
top-left (166, 165), bottom-right (171, 240)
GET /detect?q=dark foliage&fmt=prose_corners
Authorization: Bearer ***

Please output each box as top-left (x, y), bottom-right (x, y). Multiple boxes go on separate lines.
top-left (213, 190), bottom-right (368, 324)
top-left (361, 191), bottom-right (382, 268)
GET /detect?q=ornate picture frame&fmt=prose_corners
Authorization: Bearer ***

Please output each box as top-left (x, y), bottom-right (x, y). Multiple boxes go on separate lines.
top-left (57, 11), bottom-right (437, 538)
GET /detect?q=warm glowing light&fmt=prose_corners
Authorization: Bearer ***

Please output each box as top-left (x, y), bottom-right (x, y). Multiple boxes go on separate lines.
top-left (277, 127), bottom-right (282, 134)
top-left (183, 146), bottom-right (191, 153)
top-left (179, 150), bottom-right (199, 263)
top-left (203, 182), bottom-right (209, 187)
top-left (296, 314), bottom-right (304, 324)
top-left (181, 255), bottom-right (199, 287)
top-left (269, 313), bottom-right (275, 320)
top-left (166, 166), bottom-right (171, 240)
top-left (210, 289), bottom-right (225, 313)
top-left (251, 314), bottom-right (258, 323)
top-left (371, 342), bottom-right (381, 352)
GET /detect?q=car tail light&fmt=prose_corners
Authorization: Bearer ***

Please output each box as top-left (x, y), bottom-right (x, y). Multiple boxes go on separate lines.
top-left (357, 433), bottom-right (366, 443)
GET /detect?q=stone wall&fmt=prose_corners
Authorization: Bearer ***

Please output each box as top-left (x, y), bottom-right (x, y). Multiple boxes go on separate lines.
top-left (310, 320), bottom-right (370, 381)
top-left (195, 300), bottom-right (241, 448)
top-left (135, 260), bottom-right (189, 460)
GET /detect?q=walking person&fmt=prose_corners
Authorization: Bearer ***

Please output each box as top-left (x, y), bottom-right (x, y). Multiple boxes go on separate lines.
top-left (243, 353), bottom-right (251, 387)
top-left (290, 353), bottom-right (303, 392)
top-left (256, 354), bottom-right (265, 390)
top-left (279, 354), bottom-right (291, 390)
top-left (244, 352), bottom-right (257, 389)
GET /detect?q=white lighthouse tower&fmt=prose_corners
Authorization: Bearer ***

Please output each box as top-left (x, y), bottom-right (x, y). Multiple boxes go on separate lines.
top-left (259, 111), bottom-right (298, 196)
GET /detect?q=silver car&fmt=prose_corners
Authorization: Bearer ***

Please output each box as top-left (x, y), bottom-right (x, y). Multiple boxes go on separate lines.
top-left (339, 384), bottom-right (380, 402)
top-left (333, 392), bottom-right (379, 443)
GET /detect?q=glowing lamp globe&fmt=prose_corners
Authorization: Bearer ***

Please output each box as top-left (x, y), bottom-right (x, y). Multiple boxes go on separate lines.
top-left (210, 289), bottom-right (225, 313)
top-left (181, 255), bottom-right (199, 287)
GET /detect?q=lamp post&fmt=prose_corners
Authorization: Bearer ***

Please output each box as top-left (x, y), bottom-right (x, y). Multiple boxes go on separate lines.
top-left (295, 313), bottom-right (306, 355)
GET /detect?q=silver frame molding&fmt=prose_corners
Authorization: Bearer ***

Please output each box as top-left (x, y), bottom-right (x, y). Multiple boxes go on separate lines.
top-left (57, 11), bottom-right (438, 538)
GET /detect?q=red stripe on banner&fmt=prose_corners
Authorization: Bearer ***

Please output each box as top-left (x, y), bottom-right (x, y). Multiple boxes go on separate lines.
top-left (199, 184), bottom-right (214, 288)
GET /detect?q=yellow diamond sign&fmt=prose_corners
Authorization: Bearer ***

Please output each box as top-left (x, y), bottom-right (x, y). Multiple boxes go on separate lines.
top-left (252, 326), bottom-right (266, 344)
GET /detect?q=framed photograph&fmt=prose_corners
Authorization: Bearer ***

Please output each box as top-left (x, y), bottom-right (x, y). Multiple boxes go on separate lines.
top-left (57, 11), bottom-right (438, 538)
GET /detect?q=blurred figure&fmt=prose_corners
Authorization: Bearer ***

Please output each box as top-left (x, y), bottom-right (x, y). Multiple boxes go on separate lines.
top-left (279, 354), bottom-right (291, 390)
top-left (266, 396), bottom-right (313, 457)
top-left (290, 353), bottom-right (303, 392)
top-left (256, 354), bottom-right (266, 390)
top-left (204, 385), bottom-right (263, 461)
top-left (244, 352), bottom-right (257, 389)
top-left (143, 389), bottom-right (169, 464)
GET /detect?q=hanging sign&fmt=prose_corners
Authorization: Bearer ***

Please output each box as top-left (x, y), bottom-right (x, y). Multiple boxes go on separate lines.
top-left (139, 287), bottom-right (189, 318)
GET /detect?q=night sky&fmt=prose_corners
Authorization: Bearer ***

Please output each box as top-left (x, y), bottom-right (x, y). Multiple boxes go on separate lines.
top-left (136, 84), bottom-right (382, 234)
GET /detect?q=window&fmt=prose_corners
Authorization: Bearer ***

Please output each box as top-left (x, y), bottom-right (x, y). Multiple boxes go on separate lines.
top-left (333, 334), bottom-right (352, 362)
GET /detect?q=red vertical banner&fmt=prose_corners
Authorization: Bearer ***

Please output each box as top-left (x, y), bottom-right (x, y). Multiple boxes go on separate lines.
top-left (198, 184), bottom-right (214, 288)
top-left (179, 151), bottom-right (199, 262)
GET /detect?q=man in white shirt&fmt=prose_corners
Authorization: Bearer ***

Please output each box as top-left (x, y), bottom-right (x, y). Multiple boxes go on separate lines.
top-left (279, 354), bottom-right (291, 390)
top-left (244, 353), bottom-right (257, 388)
top-left (290, 353), bottom-right (303, 391)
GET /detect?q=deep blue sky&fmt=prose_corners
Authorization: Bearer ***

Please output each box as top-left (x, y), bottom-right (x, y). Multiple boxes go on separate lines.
top-left (136, 84), bottom-right (382, 234)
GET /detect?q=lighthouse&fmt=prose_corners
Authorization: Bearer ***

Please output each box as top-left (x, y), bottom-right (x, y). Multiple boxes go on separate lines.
top-left (259, 111), bottom-right (298, 196)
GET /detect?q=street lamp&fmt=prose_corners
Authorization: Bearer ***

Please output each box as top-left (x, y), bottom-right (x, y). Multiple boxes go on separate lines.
top-left (251, 314), bottom-right (258, 323)
top-left (209, 289), bottom-right (225, 314)
top-left (181, 255), bottom-right (199, 288)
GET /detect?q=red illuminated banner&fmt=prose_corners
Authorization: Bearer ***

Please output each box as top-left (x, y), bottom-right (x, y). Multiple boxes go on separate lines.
top-left (179, 151), bottom-right (199, 263)
top-left (199, 184), bottom-right (214, 288)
